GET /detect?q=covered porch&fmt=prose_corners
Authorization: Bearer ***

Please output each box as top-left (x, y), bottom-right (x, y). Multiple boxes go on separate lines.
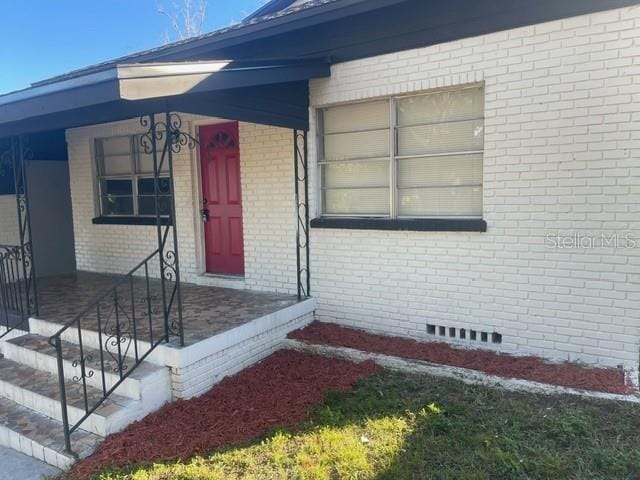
top-left (0, 58), bottom-right (324, 457)
top-left (0, 59), bottom-right (325, 340)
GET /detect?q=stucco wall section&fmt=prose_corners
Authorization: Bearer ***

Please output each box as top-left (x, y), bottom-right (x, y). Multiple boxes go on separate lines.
top-left (0, 196), bottom-right (18, 246)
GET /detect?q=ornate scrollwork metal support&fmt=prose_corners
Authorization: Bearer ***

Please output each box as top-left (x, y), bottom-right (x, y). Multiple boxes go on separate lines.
top-left (294, 130), bottom-right (311, 299)
top-left (72, 355), bottom-right (95, 383)
top-left (139, 112), bottom-right (198, 346)
top-left (0, 136), bottom-right (38, 322)
top-left (101, 291), bottom-right (134, 375)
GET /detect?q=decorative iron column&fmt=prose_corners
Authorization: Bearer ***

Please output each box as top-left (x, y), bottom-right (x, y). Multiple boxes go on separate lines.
top-left (0, 135), bottom-right (38, 318)
top-left (294, 130), bottom-right (311, 299)
top-left (139, 113), bottom-right (197, 346)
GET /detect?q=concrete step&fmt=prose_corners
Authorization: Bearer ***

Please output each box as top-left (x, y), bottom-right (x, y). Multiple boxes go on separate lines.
top-left (0, 394), bottom-right (101, 470)
top-left (4, 334), bottom-right (167, 401)
top-left (0, 357), bottom-right (169, 437)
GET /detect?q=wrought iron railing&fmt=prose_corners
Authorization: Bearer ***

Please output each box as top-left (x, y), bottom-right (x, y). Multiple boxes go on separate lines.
top-left (0, 245), bottom-right (30, 338)
top-left (48, 249), bottom-right (177, 454)
top-left (138, 112), bottom-right (193, 346)
top-left (0, 134), bottom-right (38, 338)
top-left (48, 112), bottom-right (195, 455)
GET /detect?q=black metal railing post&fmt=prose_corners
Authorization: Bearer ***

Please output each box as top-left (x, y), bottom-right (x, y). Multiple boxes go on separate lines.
top-left (16, 135), bottom-right (38, 317)
top-left (54, 336), bottom-right (73, 454)
top-left (0, 249), bottom-right (8, 328)
top-left (294, 130), bottom-right (311, 299)
top-left (165, 112), bottom-right (185, 346)
top-left (145, 113), bottom-right (171, 343)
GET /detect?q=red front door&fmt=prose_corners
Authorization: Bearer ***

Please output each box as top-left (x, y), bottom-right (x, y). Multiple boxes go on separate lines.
top-left (199, 122), bottom-right (245, 275)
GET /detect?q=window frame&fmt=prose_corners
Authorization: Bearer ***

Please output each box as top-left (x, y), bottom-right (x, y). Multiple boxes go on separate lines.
top-left (94, 134), bottom-right (171, 218)
top-left (317, 83), bottom-right (485, 220)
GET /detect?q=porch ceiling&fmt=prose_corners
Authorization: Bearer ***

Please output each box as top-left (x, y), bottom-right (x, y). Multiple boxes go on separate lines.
top-left (0, 59), bottom-right (330, 137)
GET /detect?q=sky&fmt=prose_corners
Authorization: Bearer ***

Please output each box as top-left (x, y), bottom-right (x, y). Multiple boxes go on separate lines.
top-left (0, 0), bottom-right (269, 94)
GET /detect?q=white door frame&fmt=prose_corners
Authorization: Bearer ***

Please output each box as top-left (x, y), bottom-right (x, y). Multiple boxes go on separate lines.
top-left (189, 117), bottom-right (247, 289)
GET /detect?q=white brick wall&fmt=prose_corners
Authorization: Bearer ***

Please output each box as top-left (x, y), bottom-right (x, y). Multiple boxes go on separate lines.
top-left (0, 196), bottom-right (18, 246)
top-left (64, 6), bottom-right (639, 375)
top-left (171, 311), bottom-right (314, 399)
top-left (308, 6), bottom-right (640, 372)
top-left (67, 120), bottom-right (178, 279)
top-left (66, 116), bottom-right (297, 294)
top-left (239, 123), bottom-right (298, 294)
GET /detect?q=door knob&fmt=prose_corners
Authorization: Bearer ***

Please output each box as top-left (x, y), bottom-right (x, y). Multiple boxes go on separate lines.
top-left (201, 198), bottom-right (210, 222)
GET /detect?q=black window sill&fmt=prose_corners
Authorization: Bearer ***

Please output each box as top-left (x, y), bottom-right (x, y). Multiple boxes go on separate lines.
top-left (92, 216), bottom-right (172, 226)
top-left (310, 217), bottom-right (487, 232)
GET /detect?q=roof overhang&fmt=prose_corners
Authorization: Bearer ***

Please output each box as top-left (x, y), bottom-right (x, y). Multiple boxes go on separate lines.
top-left (0, 59), bottom-right (330, 136)
top-left (32, 0), bottom-right (406, 87)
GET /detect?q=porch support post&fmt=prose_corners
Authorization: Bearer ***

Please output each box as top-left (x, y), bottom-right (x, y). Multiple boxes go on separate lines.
top-left (293, 130), bottom-right (310, 299)
top-left (164, 111), bottom-right (185, 346)
top-left (145, 113), bottom-right (172, 343)
top-left (140, 112), bottom-right (197, 347)
top-left (12, 135), bottom-right (38, 317)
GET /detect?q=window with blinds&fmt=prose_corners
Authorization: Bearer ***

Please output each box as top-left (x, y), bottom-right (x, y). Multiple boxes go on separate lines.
top-left (319, 85), bottom-right (484, 218)
top-left (319, 100), bottom-right (391, 216)
top-left (95, 135), bottom-right (171, 217)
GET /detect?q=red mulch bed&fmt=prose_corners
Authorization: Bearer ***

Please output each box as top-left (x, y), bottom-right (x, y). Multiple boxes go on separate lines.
top-left (288, 321), bottom-right (635, 395)
top-left (69, 350), bottom-right (377, 480)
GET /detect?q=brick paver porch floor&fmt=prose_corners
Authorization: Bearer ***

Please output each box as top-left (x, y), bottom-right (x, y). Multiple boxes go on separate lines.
top-left (35, 272), bottom-right (300, 347)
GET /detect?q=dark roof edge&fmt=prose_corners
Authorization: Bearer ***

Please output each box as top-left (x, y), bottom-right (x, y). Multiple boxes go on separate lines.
top-left (244, 0), bottom-right (297, 21)
top-left (0, 59), bottom-right (330, 109)
top-left (31, 0), bottom-right (352, 89)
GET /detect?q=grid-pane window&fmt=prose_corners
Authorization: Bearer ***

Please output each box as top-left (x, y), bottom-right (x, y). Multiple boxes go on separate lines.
top-left (95, 135), bottom-right (171, 217)
top-left (319, 85), bottom-right (484, 218)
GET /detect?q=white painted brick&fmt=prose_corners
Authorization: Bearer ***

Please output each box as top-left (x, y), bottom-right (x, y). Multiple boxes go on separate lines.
top-left (171, 312), bottom-right (314, 399)
top-left (308, 6), bottom-right (640, 372)
top-left (65, 115), bottom-right (297, 294)
top-left (51, 6), bottom-right (640, 379)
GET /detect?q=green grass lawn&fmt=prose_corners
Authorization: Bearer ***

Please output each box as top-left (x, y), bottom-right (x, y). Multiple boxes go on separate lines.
top-left (95, 370), bottom-right (640, 480)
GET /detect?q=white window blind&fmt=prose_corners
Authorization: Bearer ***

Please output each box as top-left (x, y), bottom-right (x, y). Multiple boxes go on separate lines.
top-left (98, 136), bottom-right (134, 176)
top-left (320, 100), bottom-right (390, 216)
top-left (396, 86), bottom-right (484, 217)
top-left (319, 85), bottom-right (484, 218)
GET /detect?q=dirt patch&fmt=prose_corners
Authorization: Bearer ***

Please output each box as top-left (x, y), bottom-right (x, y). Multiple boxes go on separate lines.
top-left (288, 322), bottom-right (634, 395)
top-left (69, 349), bottom-right (377, 480)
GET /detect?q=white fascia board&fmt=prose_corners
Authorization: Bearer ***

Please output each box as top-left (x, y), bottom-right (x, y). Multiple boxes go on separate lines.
top-left (116, 61), bottom-right (234, 79)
